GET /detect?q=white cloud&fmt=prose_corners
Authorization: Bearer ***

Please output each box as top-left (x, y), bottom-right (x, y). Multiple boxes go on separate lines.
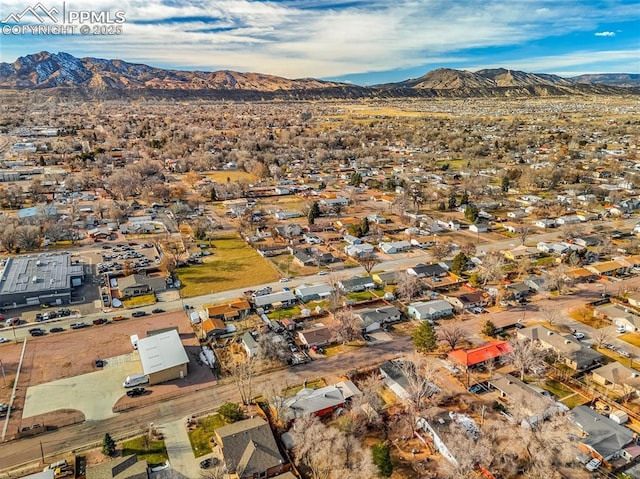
top-left (594, 31), bottom-right (616, 37)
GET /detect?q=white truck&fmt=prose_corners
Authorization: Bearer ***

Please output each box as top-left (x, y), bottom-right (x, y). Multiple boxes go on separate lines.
top-left (130, 334), bottom-right (139, 350)
top-left (122, 374), bottom-right (149, 388)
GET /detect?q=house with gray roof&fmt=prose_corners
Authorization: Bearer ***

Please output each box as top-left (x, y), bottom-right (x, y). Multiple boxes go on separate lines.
top-left (294, 283), bottom-right (334, 303)
top-left (407, 300), bottom-right (454, 321)
top-left (594, 303), bottom-right (640, 332)
top-left (253, 290), bottom-right (297, 310)
top-left (338, 275), bottom-right (375, 293)
top-left (516, 325), bottom-right (602, 371)
top-left (355, 305), bottom-right (401, 332)
top-left (137, 329), bottom-right (189, 385)
top-left (87, 455), bottom-right (148, 479)
top-left (571, 405), bottom-right (634, 461)
top-left (591, 362), bottom-right (640, 397)
top-left (215, 417), bottom-right (287, 479)
top-left (280, 381), bottom-right (361, 421)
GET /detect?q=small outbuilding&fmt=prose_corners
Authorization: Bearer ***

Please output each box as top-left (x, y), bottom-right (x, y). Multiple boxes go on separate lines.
top-left (137, 329), bottom-right (189, 385)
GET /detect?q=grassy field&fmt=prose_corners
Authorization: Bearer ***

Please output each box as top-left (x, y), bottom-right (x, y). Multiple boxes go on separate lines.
top-left (121, 436), bottom-right (168, 465)
top-left (267, 305), bottom-right (302, 320)
top-left (124, 293), bottom-right (156, 308)
top-left (347, 290), bottom-right (375, 301)
top-left (281, 378), bottom-right (327, 396)
top-left (187, 414), bottom-right (227, 457)
top-left (176, 235), bottom-right (279, 297)
top-left (560, 393), bottom-right (589, 409)
top-left (620, 333), bottom-right (640, 348)
top-left (206, 170), bottom-right (257, 183)
top-left (539, 379), bottom-right (574, 399)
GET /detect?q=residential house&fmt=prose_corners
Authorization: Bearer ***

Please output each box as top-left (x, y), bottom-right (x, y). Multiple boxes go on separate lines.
top-left (294, 283), bottom-right (335, 303)
top-left (380, 359), bottom-right (440, 402)
top-left (292, 250), bottom-right (316, 267)
top-left (202, 317), bottom-right (227, 338)
top-left (242, 331), bottom-right (260, 357)
top-left (354, 305), bottom-right (401, 332)
top-left (523, 275), bottom-right (547, 292)
top-left (216, 417), bottom-right (288, 479)
top-left (279, 381), bottom-right (361, 422)
top-left (506, 282), bottom-right (532, 299)
top-left (298, 325), bottom-right (333, 347)
top-left (503, 245), bottom-right (540, 261)
top-left (556, 214), bottom-right (585, 225)
top-left (407, 263), bottom-right (448, 279)
top-left (87, 455), bottom-right (148, 479)
top-left (117, 274), bottom-right (154, 298)
top-left (415, 414), bottom-right (460, 466)
top-left (378, 240), bottom-right (411, 254)
top-left (516, 325), bottom-right (603, 371)
top-left (594, 304), bottom-right (640, 332)
top-left (303, 232), bottom-right (323, 244)
top-left (534, 218), bottom-right (557, 229)
top-left (338, 276), bottom-right (376, 293)
top-left (205, 298), bottom-right (251, 321)
top-left (407, 300), bottom-right (454, 321)
top-left (253, 291), bottom-right (297, 310)
top-left (344, 243), bottom-right (375, 258)
top-left (536, 242), bottom-right (570, 255)
top-left (274, 211), bottom-right (302, 221)
top-left (629, 293), bottom-right (640, 309)
top-left (443, 290), bottom-right (489, 312)
top-left (410, 236), bottom-right (436, 248)
top-left (343, 234), bottom-right (362, 245)
top-left (507, 209), bottom-right (528, 219)
top-left (586, 260), bottom-right (629, 277)
top-left (320, 197), bottom-right (349, 208)
top-left (274, 223), bottom-right (303, 239)
top-left (372, 271), bottom-right (399, 286)
top-left (489, 373), bottom-right (565, 427)
top-left (469, 223), bottom-right (489, 233)
top-left (574, 236), bottom-right (601, 247)
top-left (571, 405), bottom-right (634, 461)
top-left (591, 362), bottom-right (640, 397)
top-left (448, 341), bottom-right (513, 370)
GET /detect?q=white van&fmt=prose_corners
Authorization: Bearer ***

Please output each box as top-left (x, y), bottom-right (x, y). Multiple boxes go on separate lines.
top-left (123, 374), bottom-right (149, 388)
top-left (130, 334), bottom-right (139, 350)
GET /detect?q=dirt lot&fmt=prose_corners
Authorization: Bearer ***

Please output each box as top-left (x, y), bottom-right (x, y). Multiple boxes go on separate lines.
top-left (0, 311), bottom-right (217, 437)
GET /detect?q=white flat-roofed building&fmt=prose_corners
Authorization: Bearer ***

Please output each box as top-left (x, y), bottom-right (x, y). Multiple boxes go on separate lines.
top-left (137, 329), bottom-right (189, 385)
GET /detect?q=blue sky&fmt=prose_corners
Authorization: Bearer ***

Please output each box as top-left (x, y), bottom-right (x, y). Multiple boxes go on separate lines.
top-left (1, 0), bottom-right (638, 84)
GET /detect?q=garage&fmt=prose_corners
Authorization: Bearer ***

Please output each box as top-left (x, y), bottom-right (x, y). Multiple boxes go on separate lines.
top-left (138, 329), bottom-right (189, 385)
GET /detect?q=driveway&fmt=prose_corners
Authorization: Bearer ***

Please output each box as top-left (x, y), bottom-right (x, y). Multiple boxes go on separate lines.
top-left (22, 353), bottom-right (142, 421)
top-left (161, 418), bottom-right (202, 479)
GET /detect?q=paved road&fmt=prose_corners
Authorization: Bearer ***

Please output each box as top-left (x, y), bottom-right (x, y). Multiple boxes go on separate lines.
top-left (0, 336), bottom-right (413, 473)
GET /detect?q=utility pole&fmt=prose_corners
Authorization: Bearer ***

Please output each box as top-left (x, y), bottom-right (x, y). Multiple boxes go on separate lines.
top-left (0, 360), bottom-right (5, 388)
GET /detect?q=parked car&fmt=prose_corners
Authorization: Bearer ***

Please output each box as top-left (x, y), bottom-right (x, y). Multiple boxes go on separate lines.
top-left (49, 327), bottom-right (65, 333)
top-left (318, 271), bottom-right (329, 276)
top-left (94, 359), bottom-right (105, 368)
top-left (572, 331), bottom-right (585, 340)
top-left (279, 277), bottom-right (290, 283)
top-left (0, 338), bottom-right (10, 344)
top-left (126, 387), bottom-right (146, 398)
top-left (112, 315), bottom-right (129, 321)
top-left (151, 308), bottom-right (165, 314)
top-left (70, 322), bottom-right (90, 330)
top-left (617, 325), bottom-right (627, 334)
top-left (29, 329), bottom-right (45, 337)
top-left (132, 311), bottom-right (147, 317)
top-left (585, 458), bottom-right (601, 472)
top-left (93, 318), bottom-right (108, 325)
top-left (199, 458), bottom-right (219, 469)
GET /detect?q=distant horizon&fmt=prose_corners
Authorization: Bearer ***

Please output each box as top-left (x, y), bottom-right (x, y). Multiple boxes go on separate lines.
top-left (1, 0), bottom-right (638, 84)
top-left (2, 50), bottom-right (638, 87)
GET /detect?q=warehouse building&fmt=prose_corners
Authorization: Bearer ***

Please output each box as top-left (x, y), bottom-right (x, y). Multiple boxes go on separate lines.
top-left (137, 329), bottom-right (189, 385)
top-left (0, 253), bottom-right (84, 308)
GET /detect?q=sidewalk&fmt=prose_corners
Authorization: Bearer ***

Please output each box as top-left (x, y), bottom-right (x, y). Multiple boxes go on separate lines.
top-left (160, 418), bottom-right (200, 479)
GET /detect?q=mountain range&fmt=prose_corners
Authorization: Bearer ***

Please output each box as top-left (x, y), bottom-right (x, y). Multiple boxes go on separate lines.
top-left (0, 51), bottom-right (638, 99)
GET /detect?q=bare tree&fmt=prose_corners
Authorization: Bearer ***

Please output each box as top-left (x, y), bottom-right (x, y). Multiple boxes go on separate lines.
top-left (507, 339), bottom-right (546, 380)
top-left (438, 322), bottom-right (469, 351)
top-left (431, 242), bottom-right (452, 261)
top-left (478, 252), bottom-right (505, 286)
top-left (15, 225), bottom-right (42, 250)
top-left (261, 378), bottom-right (292, 424)
top-left (224, 354), bottom-right (257, 405)
top-left (592, 326), bottom-right (614, 348)
top-left (257, 332), bottom-right (289, 365)
top-left (396, 271), bottom-right (422, 301)
top-left (539, 305), bottom-right (561, 327)
top-left (331, 307), bottom-right (360, 343)
top-left (200, 464), bottom-right (228, 479)
top-left (357, 256), bottom-right (379, 276)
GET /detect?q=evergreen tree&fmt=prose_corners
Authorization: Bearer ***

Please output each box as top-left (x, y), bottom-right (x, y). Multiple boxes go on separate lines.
top-left (372, 443), bottom-right (393, 477)
top-left (501, 176), bottom-right (510, 193)
top-left (460, 190), bottom-right (469, 205)
top-left (308, 201), bottom-right (321, 225)
top-left (451, 252), bottom-right (468, 275)
top-left (412, 321), bottom-right (437, 353)
top-left (482, 319), bottom-right (497, 337)
top-left (102, 433), bottom-right (116, 456)
top-left (210, 187), bottom-right (217, 201)
top-left (219, 402), bottom-right (244, 422)
top-left (448, 192), bottom-right (457, 210)
top-left (349, 172), bottom-right (362, 186)
top-left (360, 217), bottom-right (370, 236)
top-left (464, 204), bottom-right (479, 223)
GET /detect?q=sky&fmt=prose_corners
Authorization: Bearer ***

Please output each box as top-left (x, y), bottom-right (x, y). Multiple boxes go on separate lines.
top-left (0, 0), bottom-right (638, 84)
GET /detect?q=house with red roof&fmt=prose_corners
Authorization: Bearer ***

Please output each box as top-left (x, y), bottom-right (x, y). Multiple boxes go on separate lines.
top-left (448, 340), bottom-right (513, 369)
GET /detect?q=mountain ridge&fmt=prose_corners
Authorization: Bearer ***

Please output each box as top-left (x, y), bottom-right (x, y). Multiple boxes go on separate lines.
top-left (0, 51), bottom-right (637, 99)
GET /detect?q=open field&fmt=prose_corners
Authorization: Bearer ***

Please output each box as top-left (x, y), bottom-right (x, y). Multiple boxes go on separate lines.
top-left (206, 170), bottom-right (257, 183)
top-left (122, 436), bottom-right (168, 464)
top-left (176, 235), bottom-right (279, 297)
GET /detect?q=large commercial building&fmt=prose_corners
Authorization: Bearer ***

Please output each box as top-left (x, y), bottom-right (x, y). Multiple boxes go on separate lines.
top-left (137, 329), bottom-right (189, 385)
top-left (0, 253), bottom-right (84, 309)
